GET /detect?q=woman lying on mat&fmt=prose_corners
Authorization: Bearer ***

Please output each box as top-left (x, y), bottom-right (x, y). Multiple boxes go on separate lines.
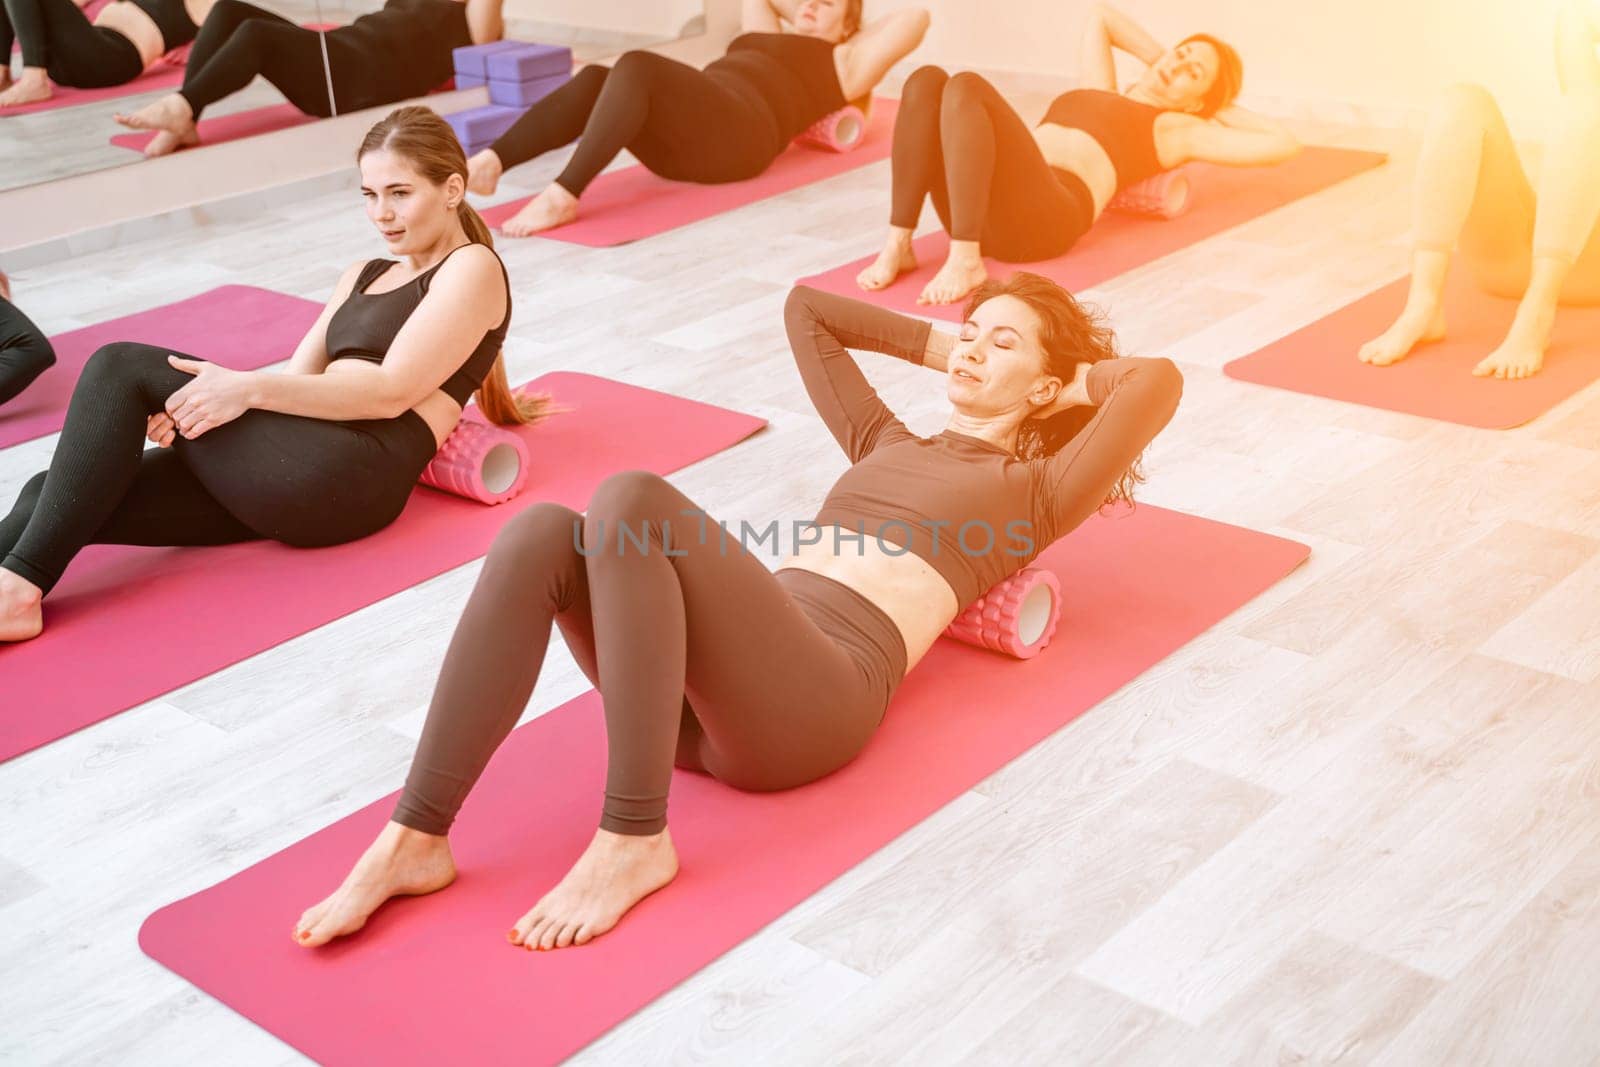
top-left (1358, 1), bottom-right (1600, 379)
top-left (0, 0), bottom-right (211, 109)
top-left (294, 276), bottom-right (1182, 952)
top-left (112, 0), bottom-right (503, 156)
top-left (0, 271), bottom-right (57, 405)
top-left (466, 0), bottom-right (929, 237)
top-left (858, 1), bottom-right (1299, 305)
top-left (0, 108), bottom-right (546, 643)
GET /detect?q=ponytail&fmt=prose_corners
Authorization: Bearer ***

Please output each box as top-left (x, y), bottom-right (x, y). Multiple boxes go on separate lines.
top-left (455, 200), bottom-right (555, 426)
top-left (360, 106), bottom-right (557, 427)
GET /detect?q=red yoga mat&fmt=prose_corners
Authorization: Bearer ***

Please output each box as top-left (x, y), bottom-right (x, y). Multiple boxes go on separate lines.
top-left (479, 98), bottom-right (900, 247)
top-left (110, 101), bottom-right (317, 153)
top-left (1222, 272), bottom-right (1600, 429)
top-left (0, 372), bottom-right (765, 762)
top-left (138, 505), bottom-right (1309, 1067)
top-left (797, 146), bottom-right (1388, 316)
top-left (0, 285), bottom-right (320, 450)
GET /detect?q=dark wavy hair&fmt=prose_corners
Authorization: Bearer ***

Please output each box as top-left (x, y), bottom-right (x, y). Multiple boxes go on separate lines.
top-left (962, 272), bottom-right (1144, 508)
top-left (1179, 32), bottom-right (1243, 118)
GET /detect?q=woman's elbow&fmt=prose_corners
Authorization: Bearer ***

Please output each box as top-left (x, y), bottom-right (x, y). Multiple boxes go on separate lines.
top-left (1271, 132), bottom-right (1303, 163)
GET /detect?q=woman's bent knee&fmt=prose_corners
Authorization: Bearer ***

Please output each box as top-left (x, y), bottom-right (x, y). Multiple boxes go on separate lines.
top-left (489, 502), bottom-right (584, 564)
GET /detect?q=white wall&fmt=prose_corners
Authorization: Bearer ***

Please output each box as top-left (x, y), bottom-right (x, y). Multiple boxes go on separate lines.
top-left (874, 0), bottom-right (1570, 134)
top-left (503, 0), bottom-right (704, 39)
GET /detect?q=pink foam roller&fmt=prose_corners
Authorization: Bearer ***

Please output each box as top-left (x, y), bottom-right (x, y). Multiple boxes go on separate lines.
top-left (1108, 168), bottom-right (1193, 219)
top-left (943, 567), bottom-right (1061, 659)
top-left (795, 104), bottom-right (867, 152)
top-left (418, 418), bottom-right (530, 505)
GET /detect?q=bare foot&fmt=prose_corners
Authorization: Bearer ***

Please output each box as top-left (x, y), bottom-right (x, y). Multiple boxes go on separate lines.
top-left (0, 70), bottom-right (52, 109)
top-left (143, 126), bottom-right (200, 158)
top-left (857, 231), bottom-right (918, 291)
top-left (466, 148), bottom-right (503, 196)
top-left (114, 93), bottom-right (195, 139)
top-left (1473, 335), bottom-right (1546, 379)
top-left (918, 248), bottom-right (988, 306)
top-left (1357, 301), bottom-right (1447, 367)
top-left (0, 568), bottom-right (44, 643)
top-left (500, 183), bottom-right (579, 237)
top-left (508, 827), bottom-right (679, 951)
top-left (293, 821), bottom-right (457, 947)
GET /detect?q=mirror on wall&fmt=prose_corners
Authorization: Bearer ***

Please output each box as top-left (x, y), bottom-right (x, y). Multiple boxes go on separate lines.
top-left (0, 0), bottom-right (706, 196)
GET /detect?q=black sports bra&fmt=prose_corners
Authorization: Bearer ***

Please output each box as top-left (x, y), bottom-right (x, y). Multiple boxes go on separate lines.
top-left (323, 245), bottom-right (511, 407)
top-left (126, 0), bottom-right (199, 51)
top-left (1039, 88), bottom-right (1166, 189)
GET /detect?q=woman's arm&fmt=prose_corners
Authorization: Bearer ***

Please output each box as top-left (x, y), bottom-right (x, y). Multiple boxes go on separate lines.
top-left (1081, 1), bottom-right (1164, 91)
top-left (784, 285), bottom-right (931, 462)
top-left (463, 0), bottom-right (503, 46)
top-left (743, 0), bottom-right (791, 33)
top-left (1036, 356), bottom-right (1182, 541)
top-left (837, 7), bottom-right (930, 101)
top-left (246, 246), bottom-right (504, 420)
top-left (1557, 0), bottom-right (1600, 94)
top-left (1164, 106), bottom-right (1300, 167)
top-left (167, 247), bottom-right (505, 436)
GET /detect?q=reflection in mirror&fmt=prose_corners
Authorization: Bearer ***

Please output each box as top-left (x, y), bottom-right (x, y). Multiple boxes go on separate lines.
top-left (0, 0), bottom-right (706, 195)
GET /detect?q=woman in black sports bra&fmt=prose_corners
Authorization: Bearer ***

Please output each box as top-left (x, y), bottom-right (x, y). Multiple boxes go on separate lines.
top-left (858, 1), bottom-right (1300, 306)
top-left (0, 107), bottom-right (548, 643)
top-left (0, 0), bottom-right (208, 109)
top-left (469, 0), bottom-right (929, 237)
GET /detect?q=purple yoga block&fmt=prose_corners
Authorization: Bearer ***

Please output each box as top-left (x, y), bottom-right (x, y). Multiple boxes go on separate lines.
top-left (444, 105), bottom-right (524, 147)
top-left (485, 43), bottom-right (572, 82)
top-left (487, 70), bottom-right (570, 108)
top-left (456, 74), bottom-right (485, 91)
top-left (452, 40), bottom-right (524, 78)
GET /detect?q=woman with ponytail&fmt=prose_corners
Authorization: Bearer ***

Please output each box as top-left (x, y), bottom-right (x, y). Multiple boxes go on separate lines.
top-left (0, 106), bottom-right (547, 643)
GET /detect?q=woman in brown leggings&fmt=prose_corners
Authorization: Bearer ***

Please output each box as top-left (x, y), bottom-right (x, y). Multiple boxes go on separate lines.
top-left (295, 276), bottom-right (1183, 952)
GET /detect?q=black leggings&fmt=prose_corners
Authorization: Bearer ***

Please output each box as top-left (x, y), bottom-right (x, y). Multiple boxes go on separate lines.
top-left (1, 0), bottom-right (143, 87)
top-left (488, 51), bottom-right (786, 197)
top-left (0, 342), bottom-right (437, 595)
top-left (179, 0), bottom-right (375, 120)
top-left (892, 66), bottom-right (1096, 263)
top-left (0, 296), bottom-right (56, 407)
top-left (393, 471), bottom-right (908, 838)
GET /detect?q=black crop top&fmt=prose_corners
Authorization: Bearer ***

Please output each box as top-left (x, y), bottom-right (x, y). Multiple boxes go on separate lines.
top-left (127, 0), bottom-right (199, 51)
top-left (323, 246), bottom-right (511, 407)
top-left (784, 286), bottom-right (1182, 611)
top-left (1039, 88), bottom-right (1166, 189)
top-left (708, 32), bottom-right (849, 144)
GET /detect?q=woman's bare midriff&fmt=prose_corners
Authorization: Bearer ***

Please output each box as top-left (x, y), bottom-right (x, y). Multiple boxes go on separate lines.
top-left (94, 2), bottom-right (165, 67)
top-left (779, 530), bottom-right (961, 673)
top-left (1030, 124), bottom-right (1121, 216)
top-left (322, 360), bottom-right (463, 447)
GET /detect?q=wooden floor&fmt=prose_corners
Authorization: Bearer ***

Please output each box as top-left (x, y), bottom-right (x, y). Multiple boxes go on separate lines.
top-left (2, 85), bottom-right (1600, 1066)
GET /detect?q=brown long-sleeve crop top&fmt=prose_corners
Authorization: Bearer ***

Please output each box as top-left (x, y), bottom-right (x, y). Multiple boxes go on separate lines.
top-left (783, 286), bottom-right (1183, 611)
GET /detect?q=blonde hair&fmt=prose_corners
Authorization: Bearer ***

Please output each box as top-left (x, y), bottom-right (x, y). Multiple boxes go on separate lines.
top-left (358, 106), bottom-right (552, 426)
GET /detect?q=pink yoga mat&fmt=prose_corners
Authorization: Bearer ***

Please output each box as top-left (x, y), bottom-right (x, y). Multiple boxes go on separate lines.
top-left (0, 372), bottom-right (764, 762)
top-left (798, 146), bottom-right (1388, 315)
top-left (1222, 273), bottom-right (1600, 429)
top-left (110, 101), bottom-right (316, 152)
top-left (0, 285), bottom-right (320, 450)
top-left (0, 64), bottom-right (181, 117)
top-left (479, 98), bottom-right (900, 247)
top-left (138, 505), bottom-right (1308, 1067)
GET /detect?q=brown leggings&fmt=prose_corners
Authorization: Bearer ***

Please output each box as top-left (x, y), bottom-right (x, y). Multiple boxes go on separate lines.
top-left (393, 470), bottom-right (908, 837)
